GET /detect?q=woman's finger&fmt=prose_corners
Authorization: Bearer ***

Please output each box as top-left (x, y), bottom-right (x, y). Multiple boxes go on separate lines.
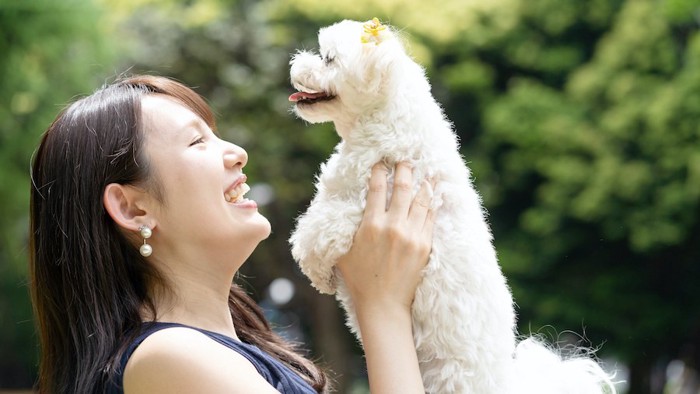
top-left (422, 207), bottom-right (436, 239)
top-left (388, 162), bottom-right (413, 218)
top-left (365, 162), bottom-right (389, 217)
top-left (408, 179), bottom-right (433, 227)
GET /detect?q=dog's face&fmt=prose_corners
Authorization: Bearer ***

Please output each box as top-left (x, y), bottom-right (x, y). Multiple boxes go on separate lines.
top-left (289, 19), bottom-right (405, 127)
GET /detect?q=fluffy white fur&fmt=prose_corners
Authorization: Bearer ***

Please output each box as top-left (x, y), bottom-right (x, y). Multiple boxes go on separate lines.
top-left (288, 19), bottom-right (616, 394)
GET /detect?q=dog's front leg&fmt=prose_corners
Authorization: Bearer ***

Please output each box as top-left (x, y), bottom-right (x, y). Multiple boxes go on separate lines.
top-left (290, 192), bottom-right (365, 295)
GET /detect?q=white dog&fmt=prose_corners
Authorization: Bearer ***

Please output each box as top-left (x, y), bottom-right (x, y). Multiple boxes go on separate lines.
top-left (289, 18), bottom-right (616, 393)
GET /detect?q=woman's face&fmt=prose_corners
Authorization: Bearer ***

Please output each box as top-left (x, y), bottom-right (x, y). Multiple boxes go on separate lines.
top-left (140, 94), bottom-right (271, 266)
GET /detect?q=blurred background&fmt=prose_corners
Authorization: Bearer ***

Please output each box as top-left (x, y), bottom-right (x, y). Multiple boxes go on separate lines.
top-left (1, 0), bottom-right (699, 392)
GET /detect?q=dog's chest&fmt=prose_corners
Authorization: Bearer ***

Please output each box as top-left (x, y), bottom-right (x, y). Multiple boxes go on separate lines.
top-left (317, 144), bottom-right (433, 207)
top-left (317, 150), bottom-right (373, 202)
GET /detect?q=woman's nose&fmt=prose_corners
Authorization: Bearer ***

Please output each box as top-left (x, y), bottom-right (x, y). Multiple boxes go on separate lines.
top-left (223, 141), bottom-right (248, 169)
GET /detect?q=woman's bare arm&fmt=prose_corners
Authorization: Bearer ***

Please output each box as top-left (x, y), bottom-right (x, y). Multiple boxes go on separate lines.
top-left (337, 162), bottom-right (435, 394)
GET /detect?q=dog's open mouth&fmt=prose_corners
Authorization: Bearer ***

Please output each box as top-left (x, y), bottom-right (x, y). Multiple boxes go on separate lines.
top-left (288, 91), bottom-right (336, 105)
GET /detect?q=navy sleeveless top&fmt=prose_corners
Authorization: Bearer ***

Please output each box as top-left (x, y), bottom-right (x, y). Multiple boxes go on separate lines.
top-left (107, 322), bottom-right (317, 393)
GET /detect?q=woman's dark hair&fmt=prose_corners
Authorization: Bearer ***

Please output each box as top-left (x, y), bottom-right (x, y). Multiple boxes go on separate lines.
top-left (29, 75), bottom-right (327, 393)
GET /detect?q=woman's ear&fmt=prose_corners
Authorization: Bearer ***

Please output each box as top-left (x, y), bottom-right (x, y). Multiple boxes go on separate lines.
top-left (103, 183), bottom-right (155, 232)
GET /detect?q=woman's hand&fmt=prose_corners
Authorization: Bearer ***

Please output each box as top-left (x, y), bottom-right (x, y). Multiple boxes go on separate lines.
top-left (337, 161), bottom-right (435, 312)
top-left (336, 161), bottom-right (435, 394)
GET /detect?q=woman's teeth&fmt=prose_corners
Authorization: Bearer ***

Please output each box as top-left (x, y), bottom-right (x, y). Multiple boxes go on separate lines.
top-left (225, 183), bottom-right (251, 203)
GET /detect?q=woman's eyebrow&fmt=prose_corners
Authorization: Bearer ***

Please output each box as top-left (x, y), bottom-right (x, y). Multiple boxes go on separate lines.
top-left (174, 118), bottom-right (214, 141)
top-left (180, 117), bottom-right (208, 132)
top-left (176, 114), bottom-right (219, 138)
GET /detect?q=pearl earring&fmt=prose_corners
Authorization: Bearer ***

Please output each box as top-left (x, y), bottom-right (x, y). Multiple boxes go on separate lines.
top-left (139, 225), bottom-right (153, 257)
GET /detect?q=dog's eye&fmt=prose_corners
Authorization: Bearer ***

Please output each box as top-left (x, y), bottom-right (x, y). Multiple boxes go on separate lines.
top-left (324, 56), bottom-right (335, 65)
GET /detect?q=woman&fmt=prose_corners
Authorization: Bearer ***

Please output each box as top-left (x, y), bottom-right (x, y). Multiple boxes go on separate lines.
top-left (29, 75), bottom-right (435, 393)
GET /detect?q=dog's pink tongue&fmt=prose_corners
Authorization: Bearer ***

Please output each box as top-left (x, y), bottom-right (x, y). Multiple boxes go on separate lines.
top-left (289, 91), bottom-right (326, 102)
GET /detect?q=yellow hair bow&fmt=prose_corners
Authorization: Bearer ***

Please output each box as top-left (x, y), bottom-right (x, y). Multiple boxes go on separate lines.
top-left (361, 17), bottom-right (387, 45)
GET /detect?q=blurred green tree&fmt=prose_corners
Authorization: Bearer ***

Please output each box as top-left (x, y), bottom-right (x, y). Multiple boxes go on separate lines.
top-left (432, 1), bottom-right (700, 392)
top-left (0, 0), bottom-right (116, 387)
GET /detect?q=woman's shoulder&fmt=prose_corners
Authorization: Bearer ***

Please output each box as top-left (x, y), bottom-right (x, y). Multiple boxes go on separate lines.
top-left (123, 326), bottom-right (279, 393)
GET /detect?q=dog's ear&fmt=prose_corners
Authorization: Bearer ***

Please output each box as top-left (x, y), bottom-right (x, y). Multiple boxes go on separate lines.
top-left (358, 31), bottom-right (404, 96)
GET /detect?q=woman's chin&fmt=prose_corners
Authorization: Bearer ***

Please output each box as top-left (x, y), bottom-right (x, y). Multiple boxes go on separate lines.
top-left (257, 219), bottom-right (272, 241)
top-left (241, 213), bottom-right (272, 244)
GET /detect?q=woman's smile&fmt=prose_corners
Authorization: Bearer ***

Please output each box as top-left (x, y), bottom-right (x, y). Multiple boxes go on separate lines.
top-left (224, 174), bottom-right (252, 205)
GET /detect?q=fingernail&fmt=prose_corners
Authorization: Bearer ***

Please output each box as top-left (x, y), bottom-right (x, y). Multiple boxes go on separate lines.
top-left (423, 179), bottom-right (434, 197)
top-left (426, 176), bottom-right (436, 187)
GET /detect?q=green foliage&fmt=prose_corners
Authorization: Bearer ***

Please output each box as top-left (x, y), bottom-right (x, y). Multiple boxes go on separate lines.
top-left (0, 0), bottom-right (116, 386)
top-left (464, 0), bottom-right (700, 380)
top-left (664, 0), bottom-right (700, 23)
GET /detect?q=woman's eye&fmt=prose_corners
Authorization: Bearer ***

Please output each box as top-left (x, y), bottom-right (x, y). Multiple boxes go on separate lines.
top-left (189, 137), bottom-right (205, 146)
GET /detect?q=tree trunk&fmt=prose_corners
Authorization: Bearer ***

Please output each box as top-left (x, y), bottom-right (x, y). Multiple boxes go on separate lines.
top-left (628, 359), bottom-right (653, 394)
top-left (311, 293), bottom-right (354, 393)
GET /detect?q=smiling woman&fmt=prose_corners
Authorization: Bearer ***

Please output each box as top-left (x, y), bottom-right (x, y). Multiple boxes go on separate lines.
top-left (29, 75), bottom-right (435, 394)
top-left (30, 76), bottom-right (323, 393)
